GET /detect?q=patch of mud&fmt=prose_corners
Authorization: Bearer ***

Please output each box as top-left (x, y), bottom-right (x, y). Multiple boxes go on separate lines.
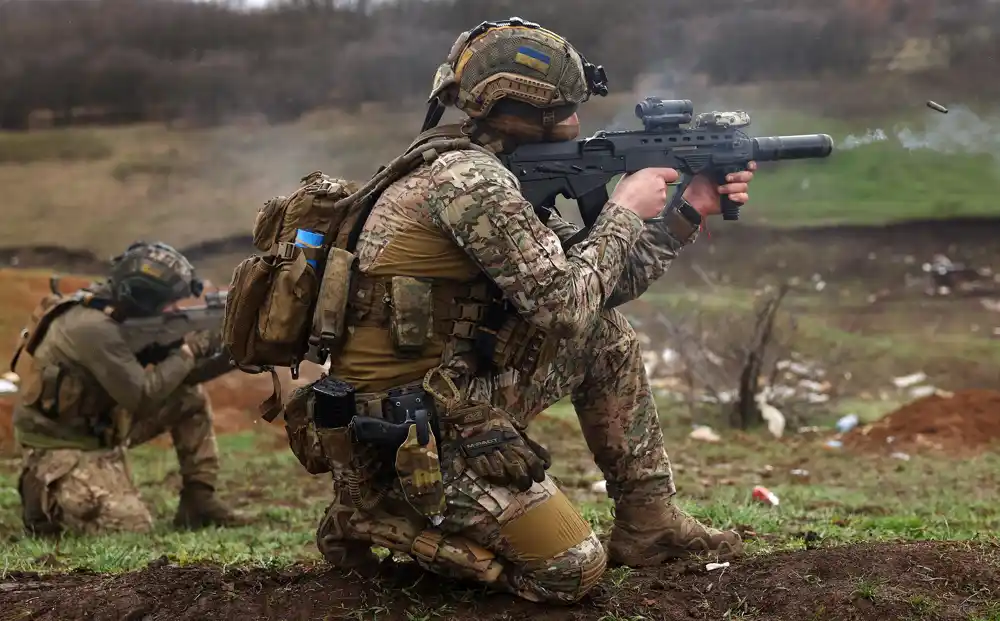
top-left (845, 389), bottom-right (1000, 455)
top-left (0, 542), bottom-right (996, 620)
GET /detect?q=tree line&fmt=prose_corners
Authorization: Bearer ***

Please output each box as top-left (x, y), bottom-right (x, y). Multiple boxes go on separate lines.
top-left (1, 0), bottom-right (997, 130)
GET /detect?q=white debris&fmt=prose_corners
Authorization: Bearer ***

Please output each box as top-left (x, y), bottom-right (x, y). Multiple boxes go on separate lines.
top-left (706, 562), bottom-right (730, 572)
top-left (790, 468), bottom-right (810, 477)
top-left (689, 425), bottom-right (721, 443)
top-left (892, 372), bottom-right (927, 388)
top-left (756, 393), bottom-right (785, 438)
top-left (980, 299), bottom-right (1000, 313)
top-left (890, 452), bottom-right (911, 461)
top-left (590, 480), bottom-right (608, 494)
top-left (835, 414), bottom-right (859, 433)
top-left (908, 385), bottom-right (938, 399)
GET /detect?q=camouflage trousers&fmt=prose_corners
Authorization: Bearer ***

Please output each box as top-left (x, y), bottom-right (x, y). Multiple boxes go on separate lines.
top-left (18, 385), bottom-right (219, 536)
top-left (316, 308), bottom-right (675, 604)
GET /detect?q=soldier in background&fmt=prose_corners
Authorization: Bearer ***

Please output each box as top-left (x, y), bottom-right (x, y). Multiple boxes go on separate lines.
top-left (11, 241), bottom-right (248, 535)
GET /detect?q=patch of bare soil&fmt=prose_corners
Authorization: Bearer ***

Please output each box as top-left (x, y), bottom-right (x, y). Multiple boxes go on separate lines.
top-left (844, 389), bottom-right (1000, 456)
top-left (1, 542), bottom-right (996, 621)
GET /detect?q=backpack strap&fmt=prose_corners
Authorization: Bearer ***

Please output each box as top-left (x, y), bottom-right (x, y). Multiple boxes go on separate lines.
top-left (342, 129), bottom-right (494, 253)
top-left (10, 291), bottom-right (94, 373)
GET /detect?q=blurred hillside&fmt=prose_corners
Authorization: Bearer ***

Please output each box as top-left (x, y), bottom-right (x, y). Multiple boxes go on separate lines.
top-left (2, 0), bottom-right (998, 130)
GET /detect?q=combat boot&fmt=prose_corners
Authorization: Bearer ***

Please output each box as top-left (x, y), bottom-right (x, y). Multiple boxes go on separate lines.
top-left (607, 495), bottom-right (743, 567)
top-left (173, 482), bottom-right (250, 529)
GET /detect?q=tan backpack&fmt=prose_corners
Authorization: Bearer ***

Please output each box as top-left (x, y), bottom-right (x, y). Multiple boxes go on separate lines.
top-left (10, 279), bottom-right (89, 376)
top-left (222, 131), bottom-right (490, 422)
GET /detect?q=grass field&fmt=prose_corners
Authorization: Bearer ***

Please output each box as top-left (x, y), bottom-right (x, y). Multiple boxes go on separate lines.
top-left (2, 405), bottom-right (999, 619)
top-left (2, 407), bottom-right (998, 574)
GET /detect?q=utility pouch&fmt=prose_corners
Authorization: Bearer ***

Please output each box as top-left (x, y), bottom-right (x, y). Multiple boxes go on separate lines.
top-left (313, 247), bottom-right (357, 353)
top-left (281, 383), bottom-right (329, 475)
top-left (389, 276), bottom-right (433, 357)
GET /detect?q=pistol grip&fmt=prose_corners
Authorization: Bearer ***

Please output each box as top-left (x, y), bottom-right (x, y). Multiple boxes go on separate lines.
top-left (715, 165), bottom-right (744, 221)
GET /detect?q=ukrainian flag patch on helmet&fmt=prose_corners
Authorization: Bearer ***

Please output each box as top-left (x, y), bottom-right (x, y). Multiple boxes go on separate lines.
top-left (514, 46), bottom-right (551, 72)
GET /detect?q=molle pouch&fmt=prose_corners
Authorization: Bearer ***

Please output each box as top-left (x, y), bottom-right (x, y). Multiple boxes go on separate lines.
top-left (316, 425), bottom-right (356, 480)
top-left (389, 276), bottom-right (434, 357)
top-left (395, 424), bottom-right (445, 521)
top-left (223, 254), bottom-right (278, 366)
top-left (313, 247), bottom-right (358, 353)
top-left (257, 248), bottom-right (317, 354)
top-left (281, 383), bottom-right (330, 475)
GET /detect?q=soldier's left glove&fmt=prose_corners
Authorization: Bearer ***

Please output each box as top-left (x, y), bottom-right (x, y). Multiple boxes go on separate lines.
top-left (439, 404), bottom-right (549, 493)
top-left (183, 329), bottom-right (222, 359)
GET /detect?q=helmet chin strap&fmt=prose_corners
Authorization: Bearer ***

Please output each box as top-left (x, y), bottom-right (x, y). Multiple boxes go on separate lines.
top-left (421, 99), bottom-right (445, 133)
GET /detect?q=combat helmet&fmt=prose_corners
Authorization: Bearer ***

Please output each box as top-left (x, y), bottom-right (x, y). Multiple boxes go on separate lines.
top-left (422, 17), bottom-right (608, 131)
top-left (108, 241), bottom-right (203, 316)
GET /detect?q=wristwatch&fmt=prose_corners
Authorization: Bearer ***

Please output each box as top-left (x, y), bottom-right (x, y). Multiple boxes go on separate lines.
top-left (662, 198), bottom-right (702, 242)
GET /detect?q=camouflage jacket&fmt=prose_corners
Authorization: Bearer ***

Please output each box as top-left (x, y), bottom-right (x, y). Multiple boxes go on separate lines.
top-left (356, 147), bottom-right (699, 337)
top-left (14, 303), bottom-right (194, 449)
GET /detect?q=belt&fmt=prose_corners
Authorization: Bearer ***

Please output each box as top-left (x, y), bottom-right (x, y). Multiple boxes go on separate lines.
top-left (352, 380), bottom-right (429, 422)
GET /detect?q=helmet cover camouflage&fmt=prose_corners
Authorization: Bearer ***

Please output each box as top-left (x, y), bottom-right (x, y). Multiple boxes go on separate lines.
top-left (429, 17), bottom-right (608, 119)
top-left (109, 241), bottom-right (202, 316)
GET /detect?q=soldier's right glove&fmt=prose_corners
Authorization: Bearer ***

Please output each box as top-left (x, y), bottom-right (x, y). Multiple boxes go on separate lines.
top-left (438, 403), bottom-right (548, 493)
top-left (183, 329), bottom-right (222, 359)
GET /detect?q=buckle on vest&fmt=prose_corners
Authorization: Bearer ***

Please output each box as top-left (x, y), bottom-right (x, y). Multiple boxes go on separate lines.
top-left (276, 242), bottom-right (296, 260)
top-left (457, 303), bottom-right (485, 321)
top-left (450, 320), bottom-right (477, 339)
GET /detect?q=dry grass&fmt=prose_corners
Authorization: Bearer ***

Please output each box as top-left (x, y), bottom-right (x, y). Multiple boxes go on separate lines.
top-left (1, 79), bottom-right (995, 258)
top-left (0, 105), bottom-right (429, 257)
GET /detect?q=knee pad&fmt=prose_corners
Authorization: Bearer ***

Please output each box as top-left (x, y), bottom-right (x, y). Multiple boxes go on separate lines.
top-left (522, 533), bottom-right (607, 603)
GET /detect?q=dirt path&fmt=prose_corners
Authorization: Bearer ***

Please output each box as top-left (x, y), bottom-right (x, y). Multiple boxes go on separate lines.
top-left (2, 541), bottom-right (997, 620)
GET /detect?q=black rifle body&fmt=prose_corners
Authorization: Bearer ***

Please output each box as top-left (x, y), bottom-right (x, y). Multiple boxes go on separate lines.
top-left (499, 98), bottom-right (834, 233)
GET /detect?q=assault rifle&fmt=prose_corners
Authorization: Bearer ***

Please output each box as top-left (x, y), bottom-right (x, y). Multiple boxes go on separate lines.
top-left (48, 276), bottom-right (234, 385)
top-left (121, 290), bottom-right (234, 385)
top-left (499, 97), bottom-right (834, 244)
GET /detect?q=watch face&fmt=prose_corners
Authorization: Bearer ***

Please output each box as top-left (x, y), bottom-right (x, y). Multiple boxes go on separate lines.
top-left (678, 200), bottom-right (702, 225)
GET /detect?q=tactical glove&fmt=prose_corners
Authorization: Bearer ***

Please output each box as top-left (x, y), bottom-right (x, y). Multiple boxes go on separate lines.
top-left (183, 329), bottom-right (222, 359)
top-left (439, 403), bottom-right (549, 492)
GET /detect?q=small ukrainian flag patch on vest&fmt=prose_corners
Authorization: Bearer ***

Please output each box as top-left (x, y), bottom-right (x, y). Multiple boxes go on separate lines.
top-left (514, 46), bottom-right (551, 72)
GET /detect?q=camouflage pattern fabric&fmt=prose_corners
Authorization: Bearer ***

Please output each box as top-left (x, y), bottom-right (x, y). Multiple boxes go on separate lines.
top-left (315, 147), bottom-right (703, 603)
top-left (19, 447), bottom-right (153, 535)
top-left (18, 384), bottom-right (220, 535)
top-left (394, 423), bottom-right (445, 520)
top-left (389, 276), bottom-right (434, 355)
top-left (317, 470), bottom-right (605, 604)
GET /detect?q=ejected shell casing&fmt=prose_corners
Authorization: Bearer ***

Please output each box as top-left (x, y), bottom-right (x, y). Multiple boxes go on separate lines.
top-left (926, 100), bottom-right (948, 114)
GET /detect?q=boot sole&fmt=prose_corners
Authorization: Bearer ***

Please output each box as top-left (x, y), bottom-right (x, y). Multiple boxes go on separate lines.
top-left (608, 542), bottom-right (744, 567)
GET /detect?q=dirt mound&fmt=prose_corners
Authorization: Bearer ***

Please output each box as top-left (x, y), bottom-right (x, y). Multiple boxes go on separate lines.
top-left (1, 542), bottom-right (997, 621)
top-left (845, 389), bottom-right (1000, 455)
